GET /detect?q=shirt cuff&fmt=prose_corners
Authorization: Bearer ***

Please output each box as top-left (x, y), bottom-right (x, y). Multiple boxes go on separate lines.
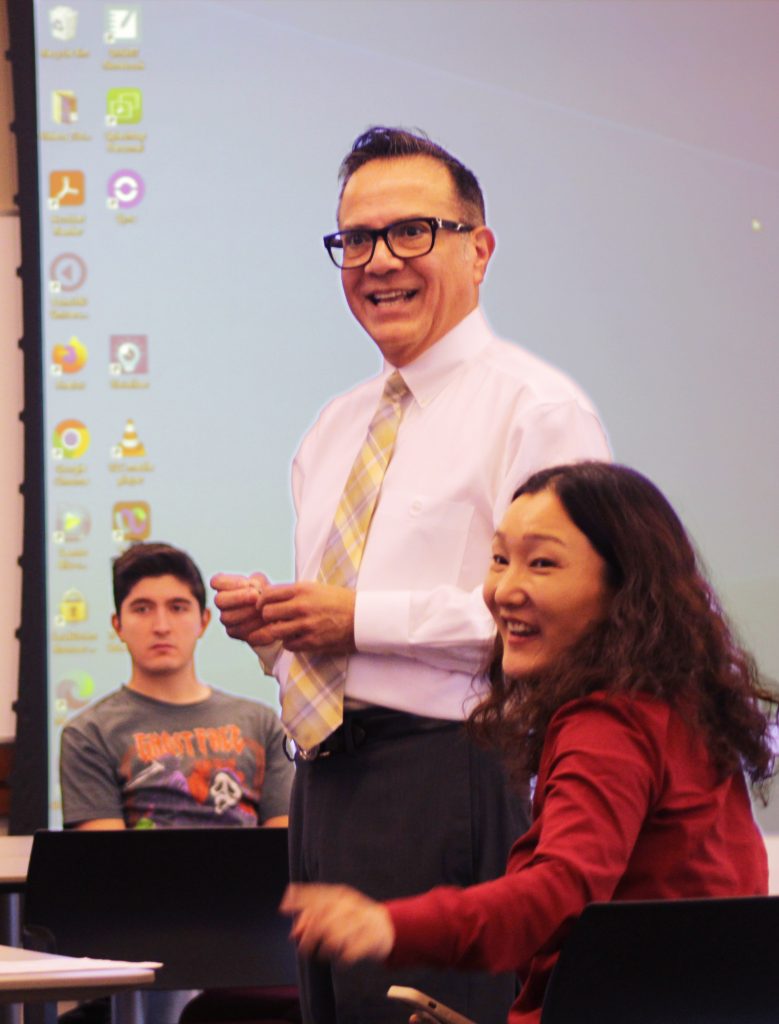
top-left (385, 895), bottom-right (451, 968)
top-left (354, 591), bottom-right (411, 653)
top-left (252, 640), bottom-right (283, 675)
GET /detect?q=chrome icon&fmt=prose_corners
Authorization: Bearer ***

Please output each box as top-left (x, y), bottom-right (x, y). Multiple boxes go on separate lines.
top-left (53, 419), bottom-right (91, 459)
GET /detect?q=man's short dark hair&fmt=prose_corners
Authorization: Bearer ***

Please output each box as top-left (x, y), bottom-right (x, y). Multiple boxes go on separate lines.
top-left (112, 542), bottom-right (207, 615)
top-left (339, 126), bottom-right (486, 224)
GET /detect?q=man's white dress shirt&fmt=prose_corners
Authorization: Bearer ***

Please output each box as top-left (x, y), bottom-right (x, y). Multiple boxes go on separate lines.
top-left (273, 307), bottom-right (610, 720)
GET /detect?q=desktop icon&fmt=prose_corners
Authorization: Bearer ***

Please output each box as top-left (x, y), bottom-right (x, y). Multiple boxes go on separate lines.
top-left (53, 419), bottom-right (90, 459)
top-left (52, 89), bottom-right (78, 124)
top-left (106, 87), bottom-right (142, 125)
top-left (49, 252), bottom-right (87, 293)
top-left (57, 671), bottom-right (94, 707)
top-left (112, 418), bottom-right (146, 458)
top-left (52, 335), bottom-right (88, 375)
top-left (110, 334), bottom-right (148, 374)
top-left (107, 169), bottom-right (145, 209)
top-left (49, 6), bottom-right (78, 41)
top-left (112, 500), bottom-right (151, 542)
top-left (54, 504), bottom-right (92, 543)
top-left (59, 587), bottom-right (88, 623)
top-left (104, 5), bottom-right (141, 43)
top-left (49, 170), bottom-right (85, 208)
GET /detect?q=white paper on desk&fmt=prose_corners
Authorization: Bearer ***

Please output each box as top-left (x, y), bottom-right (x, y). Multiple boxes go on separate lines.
top-left (0, 958), bottom-right (162, 974)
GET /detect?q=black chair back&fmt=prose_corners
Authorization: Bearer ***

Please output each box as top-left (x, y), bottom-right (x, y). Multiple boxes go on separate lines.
top-left (23, 828), bottom-right (297, 991)
top-left (541, 896), bottom-right (779, 1024)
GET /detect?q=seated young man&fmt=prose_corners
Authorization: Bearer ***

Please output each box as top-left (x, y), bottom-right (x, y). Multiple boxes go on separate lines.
top-left (61, 542), bottom-right (293, 829)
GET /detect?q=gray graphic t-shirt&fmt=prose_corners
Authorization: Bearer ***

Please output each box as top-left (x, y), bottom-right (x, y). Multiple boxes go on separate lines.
top-left (60, 687), bottom-right (293, 828)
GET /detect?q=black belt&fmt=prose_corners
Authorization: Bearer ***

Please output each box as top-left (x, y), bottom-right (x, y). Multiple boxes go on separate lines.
top-left (285, 707), bottom-right (459, 762)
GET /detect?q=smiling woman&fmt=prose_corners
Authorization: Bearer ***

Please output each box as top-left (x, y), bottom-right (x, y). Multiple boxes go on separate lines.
top-left (281, 461), bottom-right (778, 1024)
top-left (483, 487), bottom-right (613, 681)
top-left (473, 462), bottom-right (778, 791)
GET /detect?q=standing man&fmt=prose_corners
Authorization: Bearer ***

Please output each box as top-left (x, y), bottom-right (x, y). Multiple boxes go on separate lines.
top-left (212, 127), bottom-right (610, 1024)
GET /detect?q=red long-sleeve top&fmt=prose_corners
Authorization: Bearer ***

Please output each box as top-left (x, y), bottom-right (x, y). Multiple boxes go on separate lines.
top-left (386, 693), bottom-right (768, 1023)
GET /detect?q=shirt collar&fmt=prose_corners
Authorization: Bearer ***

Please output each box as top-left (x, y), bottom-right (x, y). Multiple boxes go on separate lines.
top-left (382, 306), bottom-right (492, 408)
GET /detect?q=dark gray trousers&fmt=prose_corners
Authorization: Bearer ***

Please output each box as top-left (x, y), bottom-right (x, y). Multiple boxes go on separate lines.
top-left (289, 708), bottom-right (530, 1024)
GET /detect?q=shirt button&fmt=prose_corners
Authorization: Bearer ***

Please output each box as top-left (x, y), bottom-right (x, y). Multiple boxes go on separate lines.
top-left (409, 499), bottom-right (423, 516)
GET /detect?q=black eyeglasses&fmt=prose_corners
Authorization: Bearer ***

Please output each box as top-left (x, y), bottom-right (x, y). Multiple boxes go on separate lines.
top-left (323, 217), bottom-right (474, 269)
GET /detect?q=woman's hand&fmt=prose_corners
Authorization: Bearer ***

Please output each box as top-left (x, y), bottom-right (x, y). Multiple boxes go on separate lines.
top-left (280, 883), bottom-right (395, 965)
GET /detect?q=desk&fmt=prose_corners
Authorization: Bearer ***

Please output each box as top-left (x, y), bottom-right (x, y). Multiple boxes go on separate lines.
top-left (0, 837), bottom-right (33, 949)
top-left (0, 943), bottom-right (156, 998)
top-left (0, 838), bottom-right (34, 892)
top-left (0, 839), bottom-right (43, 1024)
top-left (0, 944), bottom-right (156, 1024)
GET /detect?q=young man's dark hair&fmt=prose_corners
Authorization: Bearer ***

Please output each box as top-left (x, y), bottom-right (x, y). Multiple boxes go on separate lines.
top-left (338, 125), bottom-right (487, 224)
top-left (113, 542), bottom-right (207, 615)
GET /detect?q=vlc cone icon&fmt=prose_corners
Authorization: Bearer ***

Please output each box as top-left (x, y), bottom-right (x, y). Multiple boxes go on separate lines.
top-left (119, 418), bottom-right (146, 458)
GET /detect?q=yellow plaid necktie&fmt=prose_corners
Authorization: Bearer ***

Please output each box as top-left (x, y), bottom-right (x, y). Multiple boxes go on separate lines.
top-left (282, 371), bottom-right (410, 750)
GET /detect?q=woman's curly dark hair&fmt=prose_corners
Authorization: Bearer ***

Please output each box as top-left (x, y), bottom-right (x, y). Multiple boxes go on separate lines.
top-left (470, 462), bottom-right (778, 801)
